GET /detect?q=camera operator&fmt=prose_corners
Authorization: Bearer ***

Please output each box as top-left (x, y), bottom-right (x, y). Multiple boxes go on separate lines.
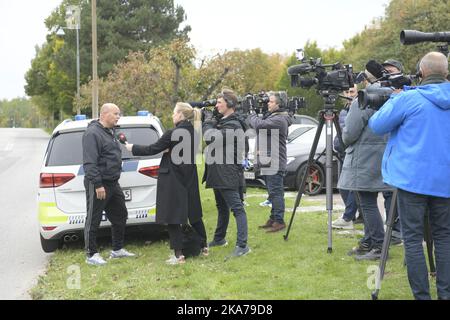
top-left (338, 60), bottom-right (405, 261)
top-left (369, 52), bottom-right (450, 300)
top-left (332, 85), bottom-right (363, 229)
top-left (247, 91), bottom-right (293, 233)
top-left (202, 89), bottom-right (250, 259)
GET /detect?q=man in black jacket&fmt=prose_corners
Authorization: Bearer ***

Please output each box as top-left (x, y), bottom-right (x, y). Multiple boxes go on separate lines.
top-left (203, 89), bottom-right (250, 259)
top-left (82, 103), bottom-right (135, 266)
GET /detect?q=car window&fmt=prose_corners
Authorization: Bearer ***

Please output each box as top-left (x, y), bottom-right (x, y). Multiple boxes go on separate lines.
top-left (292, 115), bottom-right (319, 125)
top-left (287, 127), bottom-right (314, 143)
top-left (46, 127), bottom-right (160, 166)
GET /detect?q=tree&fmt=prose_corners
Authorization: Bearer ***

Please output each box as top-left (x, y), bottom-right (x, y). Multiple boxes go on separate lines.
top-left (77, 38), bottom-right (196, 126)
top-left (342, 0), bottom-right (449, 73)
top-left (0, 98), bottom-right (43, 128)
top-left (25, 0), bottom-right (190, 119)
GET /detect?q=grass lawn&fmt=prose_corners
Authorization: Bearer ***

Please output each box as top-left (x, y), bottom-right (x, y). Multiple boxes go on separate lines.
top-left (30, 167), bottom-right (437, 300)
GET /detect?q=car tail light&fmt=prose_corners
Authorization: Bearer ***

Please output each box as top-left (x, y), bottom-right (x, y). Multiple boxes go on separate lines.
top-left (40, 173), bottom-right (75, 188)
top-left (139, 166), bottom-right (159, 179)
top-left (42, 226), bottom-right (57, 231)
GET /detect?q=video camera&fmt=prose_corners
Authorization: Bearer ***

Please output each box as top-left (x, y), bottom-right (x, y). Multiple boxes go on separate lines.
top-left (358, 60), bottom-right (416, 110)
top-left (241, 91), bottom-right (269, 115)
top-left (287, 54), bottom-right (355, 92)
top-left (189, 99), bottom-right (217, 108)
top-left (288, 96), bottom-right (307, 115)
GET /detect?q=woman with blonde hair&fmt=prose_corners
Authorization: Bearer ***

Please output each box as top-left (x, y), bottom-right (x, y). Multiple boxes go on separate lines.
top-left (126, 102), bottom-right (207, 264)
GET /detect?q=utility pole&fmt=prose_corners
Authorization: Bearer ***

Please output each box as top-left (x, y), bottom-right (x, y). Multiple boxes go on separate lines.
top-left (91, 0), bottom-right (99, 119)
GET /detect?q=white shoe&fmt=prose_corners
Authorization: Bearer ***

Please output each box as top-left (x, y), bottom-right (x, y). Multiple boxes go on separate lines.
top-left (86, 253), bottom-right (107, 266)
top-left (259, 200), bottom-right (272, 207)
top-left (165, 255), bottom-right (186, 265)
top-left (110, 248), bottom-right (136, 259)
top-left (332, 217), bottom-right (354, 230)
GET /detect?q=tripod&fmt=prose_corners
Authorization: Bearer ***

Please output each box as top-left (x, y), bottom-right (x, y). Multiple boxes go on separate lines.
top-left (371, 189), bottom-right (436, 300)
top-left (284, 92), bottom-right (344, 253)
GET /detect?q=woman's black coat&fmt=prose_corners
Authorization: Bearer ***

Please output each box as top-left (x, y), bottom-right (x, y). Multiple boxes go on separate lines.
top-left (132, 120), bottom-right (202, 225)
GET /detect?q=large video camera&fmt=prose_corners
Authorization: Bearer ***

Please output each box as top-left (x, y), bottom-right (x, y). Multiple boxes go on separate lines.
top-left (242, 91), bottom-right (270, 115)
top-left (189, 99), bottom-right (217, 108)
top-left (287, 54), bottom-right (355, 92)
top-left (357, 60), bottom-right (416, 110)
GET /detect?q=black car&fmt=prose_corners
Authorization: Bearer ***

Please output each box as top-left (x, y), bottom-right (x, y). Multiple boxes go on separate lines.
top-left (244, 122), bottom-right (339, 196)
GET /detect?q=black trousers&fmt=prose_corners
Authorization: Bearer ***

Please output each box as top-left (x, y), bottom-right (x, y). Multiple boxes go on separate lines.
top-left (84, 179), bottom-right (128, 257)
top-left (167, 221), bottom-right (207, 251)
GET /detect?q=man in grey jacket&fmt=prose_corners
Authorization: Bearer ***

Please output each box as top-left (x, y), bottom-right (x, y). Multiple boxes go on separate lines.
top-left (338, 60), bottom-right (404, 260)
top-left (247, 92), bottom-right (293, 232)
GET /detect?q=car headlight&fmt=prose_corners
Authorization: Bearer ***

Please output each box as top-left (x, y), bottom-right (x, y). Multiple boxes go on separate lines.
top-left (286, 157), bottom-right (296, 165)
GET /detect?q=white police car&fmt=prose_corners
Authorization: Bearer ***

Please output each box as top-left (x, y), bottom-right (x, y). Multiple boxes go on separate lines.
top-left (38, 112), bottom-right (165, 252)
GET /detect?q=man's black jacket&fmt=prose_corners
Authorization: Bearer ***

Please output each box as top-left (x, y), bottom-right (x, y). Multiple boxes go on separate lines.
top-left (202, 113), bottom-right (245, 189)
top-left (82, 120), bottom-right (122, 188)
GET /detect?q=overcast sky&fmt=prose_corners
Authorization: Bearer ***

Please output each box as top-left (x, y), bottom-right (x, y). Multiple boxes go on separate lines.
top-left (0, 0), bottom-right (390, 101)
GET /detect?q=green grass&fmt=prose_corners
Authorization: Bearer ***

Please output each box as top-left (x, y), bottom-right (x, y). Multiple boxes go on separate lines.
top-left (30, 166), bottom-right (437, 300)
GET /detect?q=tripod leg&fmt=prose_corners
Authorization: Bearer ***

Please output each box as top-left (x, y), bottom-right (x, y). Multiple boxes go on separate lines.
top-left (424, 209), bottom-right (436, 277)
top-left (325, 116), bottom-right (335, 253)
top-left (284, 115), bottom-right (325, 241)
top-left (371, 189), bottom-right (397, 300)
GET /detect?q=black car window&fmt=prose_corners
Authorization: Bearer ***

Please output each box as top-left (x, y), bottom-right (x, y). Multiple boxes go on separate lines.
top-left (287, 127), bottom-right (314, 143)
top-left (46, 127), bottom-right (160, 166)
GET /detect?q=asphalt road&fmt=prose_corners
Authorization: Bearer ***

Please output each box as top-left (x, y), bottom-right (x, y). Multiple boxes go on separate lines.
top-left (0, 128), bottom-right (51, 299)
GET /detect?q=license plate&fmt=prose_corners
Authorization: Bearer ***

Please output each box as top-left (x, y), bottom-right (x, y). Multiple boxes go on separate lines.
top-left (244, 172), bottom-right (255, 179)
top-left (123, 189), bottom-right (132, 201)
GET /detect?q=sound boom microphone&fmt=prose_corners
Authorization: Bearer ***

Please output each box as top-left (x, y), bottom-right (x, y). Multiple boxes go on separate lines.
top-left (365, 60), bottom-right (386, 80)
top-left (287, 63), bottom-right (313, 75)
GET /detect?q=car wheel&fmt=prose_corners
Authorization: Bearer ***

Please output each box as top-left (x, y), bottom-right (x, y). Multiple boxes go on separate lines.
top-left (296, 162), bottom-right (325, 196)
top-left (40, 234), bottom-right (62, 253)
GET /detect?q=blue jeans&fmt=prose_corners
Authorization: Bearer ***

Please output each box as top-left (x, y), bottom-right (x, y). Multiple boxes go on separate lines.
top-left (357, 191), bottom-right (387, 249)
top-left (264, 171), bottom-right (286, 224)
top-left (213, 189), bottom-right (248, 248)
top-left (340, 189), bottom-right (358, 222)
top-left (397, 189), bottom-right (450, 300)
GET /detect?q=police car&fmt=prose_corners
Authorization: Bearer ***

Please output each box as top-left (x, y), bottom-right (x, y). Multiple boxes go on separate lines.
top-left (38, 112), bottom-right (165, 252)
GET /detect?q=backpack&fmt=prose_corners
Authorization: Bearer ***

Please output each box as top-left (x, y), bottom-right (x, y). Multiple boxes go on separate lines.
top-left (181, 224), bottom-right (202, 258)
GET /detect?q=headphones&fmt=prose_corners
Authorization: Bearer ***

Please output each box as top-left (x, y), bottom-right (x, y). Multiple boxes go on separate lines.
top-left (224, 96), bottom-right (236, 108)
top-left (219, 91), bottom-right (237, 108)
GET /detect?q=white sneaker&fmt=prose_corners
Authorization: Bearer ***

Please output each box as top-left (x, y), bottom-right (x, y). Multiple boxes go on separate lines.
top-left (86, 253), bottom-right (107, 266)
top-left (110, 248), bottom-right (136, 259)
top-left (259, 200), bottom-right (272, 207)
top-left (165, 255), bottom-right (186, 265)
top-left (332, 217), bottom-right (354, 230)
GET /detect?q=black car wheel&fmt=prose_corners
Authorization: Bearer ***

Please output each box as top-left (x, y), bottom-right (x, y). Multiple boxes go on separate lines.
top-left (296, 162), bottom-right (325, 196)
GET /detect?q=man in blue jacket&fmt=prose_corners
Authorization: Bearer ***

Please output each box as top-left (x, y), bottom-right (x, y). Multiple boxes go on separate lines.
top-left (369, 52), bottom-right (450, 300)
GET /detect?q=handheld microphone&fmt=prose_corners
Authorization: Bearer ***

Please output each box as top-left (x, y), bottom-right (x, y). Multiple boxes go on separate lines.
top-left (117, 132), bottom-right (127, 145)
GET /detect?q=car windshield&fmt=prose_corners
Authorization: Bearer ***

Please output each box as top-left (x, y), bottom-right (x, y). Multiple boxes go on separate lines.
top-left (46, 126), bottom-right (160, 166)
top-left (287, 126), bottom-right (315, 143)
